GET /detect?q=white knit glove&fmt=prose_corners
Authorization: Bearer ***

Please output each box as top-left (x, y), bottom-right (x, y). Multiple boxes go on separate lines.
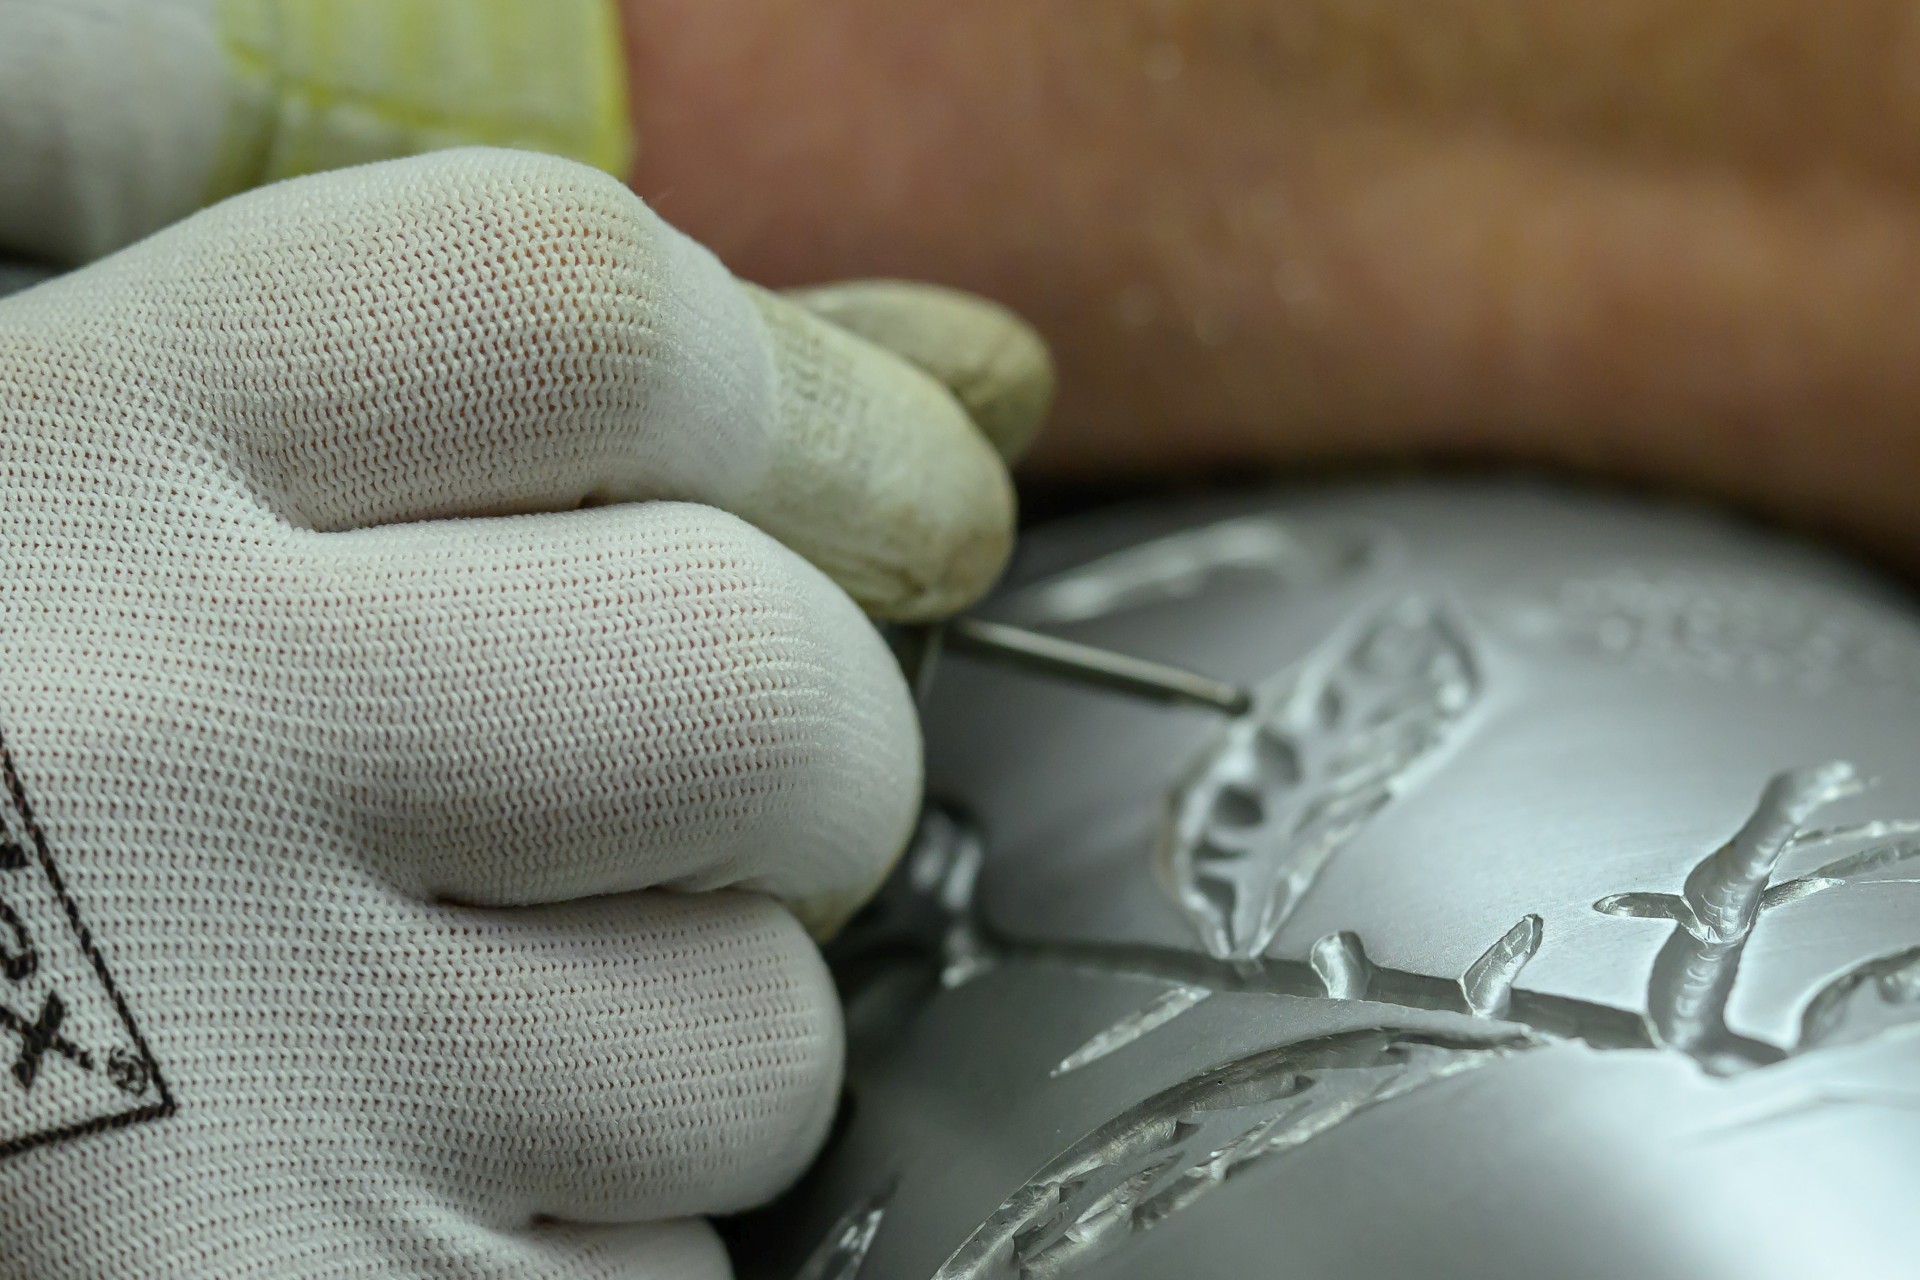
top-left (0, 147), bottom-right (1044, 1277)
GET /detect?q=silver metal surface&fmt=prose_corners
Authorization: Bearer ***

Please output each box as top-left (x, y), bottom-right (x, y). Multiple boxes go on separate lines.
top-left (741, 481), bottom-right (1920, 1280)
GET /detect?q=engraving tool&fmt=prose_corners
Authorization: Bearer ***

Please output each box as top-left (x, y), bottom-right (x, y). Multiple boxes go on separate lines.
top-left (910, 617), bottom-right (1253, 717)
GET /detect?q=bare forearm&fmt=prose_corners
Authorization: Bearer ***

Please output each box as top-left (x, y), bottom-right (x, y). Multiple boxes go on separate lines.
top-left (619, 0), bottom-right (1920, 560)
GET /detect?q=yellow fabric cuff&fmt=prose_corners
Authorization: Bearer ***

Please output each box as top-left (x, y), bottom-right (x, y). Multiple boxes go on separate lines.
top-left (208, 0), bottom-right (632, 202)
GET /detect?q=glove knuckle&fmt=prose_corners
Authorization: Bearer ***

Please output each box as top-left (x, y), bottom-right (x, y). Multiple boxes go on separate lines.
top-left (667, 503), bottom-right (920, 838)
top-left (238, 147), bottom-right (666, 362)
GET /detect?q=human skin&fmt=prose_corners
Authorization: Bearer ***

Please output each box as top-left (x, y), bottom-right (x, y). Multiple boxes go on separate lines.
top-left (620, 0), bottom-right (1920, 565)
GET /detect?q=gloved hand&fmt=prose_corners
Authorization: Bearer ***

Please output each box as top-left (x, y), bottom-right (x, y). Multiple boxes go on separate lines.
top-left (0, 146), bottom-right (1047, 1277)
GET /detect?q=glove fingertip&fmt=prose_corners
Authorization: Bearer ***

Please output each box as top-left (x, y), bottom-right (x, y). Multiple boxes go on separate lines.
top-left (741, 286), bottom-right (1019, 622)
top-left (789, 279), bottom-right (1056, 463)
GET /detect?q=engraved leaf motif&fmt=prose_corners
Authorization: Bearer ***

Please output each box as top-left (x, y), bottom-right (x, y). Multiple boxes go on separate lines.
top-left (933, 1030), bottom-right (1531, 1280)
top-left (1051, 985), bottom-right (1213, 1078)
top-left (1158, 598), bottom-right (1479, 962)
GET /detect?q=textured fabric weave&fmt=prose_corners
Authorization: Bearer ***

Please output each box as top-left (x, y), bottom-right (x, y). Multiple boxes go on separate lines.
top-left (0, 149), bottom-right (1000, 1277)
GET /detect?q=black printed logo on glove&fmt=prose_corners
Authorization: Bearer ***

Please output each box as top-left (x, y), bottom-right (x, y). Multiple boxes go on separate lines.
top-left (0, 729), bottom-right (171, 1158)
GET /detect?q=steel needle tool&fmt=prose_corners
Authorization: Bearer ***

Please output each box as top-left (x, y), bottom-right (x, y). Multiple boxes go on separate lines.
top-left (933, 617), bottom-right (1253, 717)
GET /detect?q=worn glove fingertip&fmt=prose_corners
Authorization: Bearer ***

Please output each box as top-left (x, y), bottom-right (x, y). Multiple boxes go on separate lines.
top-left (873, 461), bottom-right (1016, 623)
top-left (740, 286), bottom-right (1018, 622)
top-left (789, 279), bottom-right (1056, 463)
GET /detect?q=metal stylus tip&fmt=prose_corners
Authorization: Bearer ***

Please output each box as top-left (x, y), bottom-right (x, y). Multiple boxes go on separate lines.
top-left (940, 617), bottom-right (1253, 717)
